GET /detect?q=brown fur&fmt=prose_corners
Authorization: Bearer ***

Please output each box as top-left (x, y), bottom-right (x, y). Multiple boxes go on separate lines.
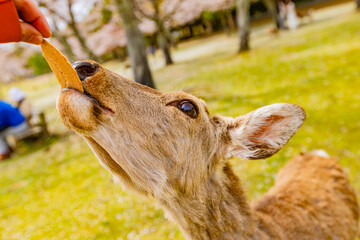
top-left (254, 153), bottom-right (359, 239)
top-left (57, 61), bottom-right (359, 239)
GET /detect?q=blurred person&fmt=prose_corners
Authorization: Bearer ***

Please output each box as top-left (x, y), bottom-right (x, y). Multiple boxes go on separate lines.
top-left (277, 0), bottom-right (287, 30)
top-left (8, 87), bottom-right (32, 121)
top-left (0, 0), bottom-right (51, 44)
top-left (286, 0), bottom-right (298, 30)
top-left (0, 100), bottom-right (28, 161)
top-left (148, 45), bottom-right (156, 55)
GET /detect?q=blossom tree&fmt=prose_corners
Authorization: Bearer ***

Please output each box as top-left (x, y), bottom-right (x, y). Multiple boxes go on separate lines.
top-left (38, 0), bottom-right (99, 60)
top-left (134, 0), bottom-right (182, 65)
top-left (114, 0), bottom-right (156, 88)
top-left (236, 0), bottom-right (279, 52)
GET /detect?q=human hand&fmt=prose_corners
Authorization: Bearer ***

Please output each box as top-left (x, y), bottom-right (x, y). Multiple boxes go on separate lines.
top-left (14, 0), bottom-right (52, 44)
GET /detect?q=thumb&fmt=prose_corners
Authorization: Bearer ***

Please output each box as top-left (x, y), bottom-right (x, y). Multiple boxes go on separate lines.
top-left (20, 22), bottom-right (44, 45)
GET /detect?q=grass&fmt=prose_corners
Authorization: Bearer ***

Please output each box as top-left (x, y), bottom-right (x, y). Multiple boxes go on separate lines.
top-left (1, 9), bottom-right (360, 240)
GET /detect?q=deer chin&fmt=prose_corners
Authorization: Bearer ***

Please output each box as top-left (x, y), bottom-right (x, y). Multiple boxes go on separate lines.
top-left (57, 88), bottom-right (114, 134)
top-left (83, 136), bottom-right (152, 196)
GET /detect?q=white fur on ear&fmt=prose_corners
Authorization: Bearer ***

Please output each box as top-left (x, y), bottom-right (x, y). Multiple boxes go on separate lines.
top-left (225, 103), bottom-right (305, 160)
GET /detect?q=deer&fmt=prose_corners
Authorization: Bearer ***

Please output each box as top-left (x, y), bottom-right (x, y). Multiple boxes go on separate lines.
top-left (57, 60), bottom-right (359, 240)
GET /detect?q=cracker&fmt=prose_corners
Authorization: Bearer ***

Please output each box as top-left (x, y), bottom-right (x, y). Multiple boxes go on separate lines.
top-left (41, 40), bottom-right (84, 93)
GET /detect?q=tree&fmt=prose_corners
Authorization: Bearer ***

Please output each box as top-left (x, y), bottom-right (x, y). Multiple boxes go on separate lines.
top-left (66, 0), bottom-right (99, 61)
top-left (262, 0), bottom-right (279, 29)
top-left (114, 0), bottom-right (156, 88)
top-left (236, 0), bottom-right (250, 52)
top-left (134, 0), bottom-right (181, 66)
top-left (357, 0), bottom-right (360, 9)
top-left (38, 0), bottom-right (99, 61)
top-left (38, 1), bottom-right (75, 59)
top-left (47, 15), bottom-right (76, 60)
top-left (236, 0), bottom-right (279, 52)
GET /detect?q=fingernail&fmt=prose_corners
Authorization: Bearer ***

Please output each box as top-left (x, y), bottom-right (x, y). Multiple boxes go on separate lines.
top-left (32, 34), bottom-right (44, 45)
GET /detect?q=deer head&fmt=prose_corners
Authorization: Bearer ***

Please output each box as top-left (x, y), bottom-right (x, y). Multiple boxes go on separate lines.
top-left (57, 60), bottom-right (305, 199)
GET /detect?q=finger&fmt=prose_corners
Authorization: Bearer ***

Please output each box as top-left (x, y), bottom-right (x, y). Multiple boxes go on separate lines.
top-left (20, 22), bottom-right (44, 45)
top-left (13, 0), bottom-right (52, 38)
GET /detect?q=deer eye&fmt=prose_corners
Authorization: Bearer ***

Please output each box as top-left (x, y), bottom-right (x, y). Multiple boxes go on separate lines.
top-left (178, 100), bottom-right (198, 118)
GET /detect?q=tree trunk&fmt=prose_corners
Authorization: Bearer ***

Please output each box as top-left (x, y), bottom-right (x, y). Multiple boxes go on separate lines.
top-left (158, 33), bottom-right (173, 65)
top-left (357, 0), bottom-right (360, 9)
top-left (67, 0), bottom-right (99, 61)
top-left (54, 33), bottom-right (76, 60)
top-left (203, 18), bottom-right (213, 34)
top-left (156, 23), bottom-right (173, 65)
top-left (262, 0), bottom-right (279, 29)
top-left (220, 13), bottom-right (230, 34)
top-left (189, 26), bottom-right (194, 38)
top-left (52, 23), bottom-right (76, 60)
top-left (69, 23), bottom-right (99, 61)
top-left (162, 46), bottom-right (173, 65)
top-left (226, 10), bottom-right (236, 32)
top-left (115, 0), bottom-right (156, 89)
top-left (237, 0), bottom-right (251, 52)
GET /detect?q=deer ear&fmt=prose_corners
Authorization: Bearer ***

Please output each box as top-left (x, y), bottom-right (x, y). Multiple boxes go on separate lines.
top-left (224, 103), bottom-right (305, 160)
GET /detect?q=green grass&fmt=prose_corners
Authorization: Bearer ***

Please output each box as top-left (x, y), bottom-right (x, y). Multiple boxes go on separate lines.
top-left (1, 10), bottom-right (360, 240)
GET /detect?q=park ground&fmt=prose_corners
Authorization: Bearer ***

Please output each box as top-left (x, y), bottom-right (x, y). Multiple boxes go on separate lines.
top-left (1, 2), bottom-right (360, 240)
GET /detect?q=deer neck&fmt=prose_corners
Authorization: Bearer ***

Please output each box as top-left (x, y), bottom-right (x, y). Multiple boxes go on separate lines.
top-left (159, 163), bottom-right (257, 240)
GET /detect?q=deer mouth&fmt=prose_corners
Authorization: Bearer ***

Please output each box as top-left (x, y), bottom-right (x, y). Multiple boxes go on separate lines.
top-left (61, 87), bottom-right (115, 115)
top-left (83, 89), bottom-right (115, 115)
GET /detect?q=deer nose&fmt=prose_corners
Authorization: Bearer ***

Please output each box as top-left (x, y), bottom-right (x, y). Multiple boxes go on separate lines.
top-left (73, 61), bottom-right (99, 81)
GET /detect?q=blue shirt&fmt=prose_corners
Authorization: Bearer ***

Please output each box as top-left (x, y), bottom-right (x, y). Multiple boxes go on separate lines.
top-left (0, 100), bottom-right (26, 130)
